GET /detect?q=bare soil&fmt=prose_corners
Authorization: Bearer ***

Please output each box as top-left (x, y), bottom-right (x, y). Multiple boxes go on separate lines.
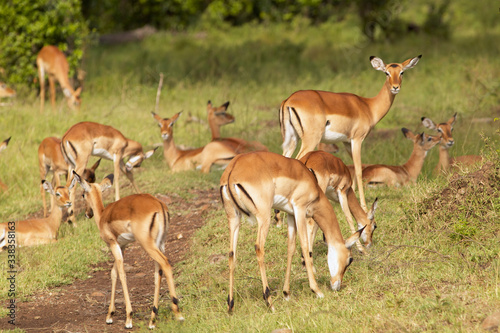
top-left (1, 187), bottom-right (220, 332)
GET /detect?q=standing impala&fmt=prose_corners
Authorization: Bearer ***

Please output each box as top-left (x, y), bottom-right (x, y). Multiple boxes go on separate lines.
top-left (152, 111), bottom-right (237, 172)
top-left (73, 171), bottom-right (184, 329)
top-left (421, 113), bottom-right (483, 173)
top-left (39, 136), bottom-right (101, 217)
top-left (0, 137), bottom-right (11, 191)
top-left (206, 100), bottom-right (268, 153)
top-left (349, 128), bottom-right (440, 187)
top-left (220, 151), bottom-right (363, 312)
top-left (299, 151), bottom-right (378, 253)
top-left (61, 121), bottom-right (156, 212)
top-left (36, 45), bottom-right (82, 113)
top-left (0, 178), bottom-right (75, 250)
top-left (280, 55), bottom-right (421, 211)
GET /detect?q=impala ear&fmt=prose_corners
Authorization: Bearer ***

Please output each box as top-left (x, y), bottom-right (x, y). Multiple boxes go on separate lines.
top-left (345, 225), bottom-right (365, 249)
top-left (421, 117), bottom-right (436, 130)
top-left (222, 101), bottom-right (230, 109)
top-left (367, 197), bottom-right (378, 220)
top-left (42, 180), bottom-right (54, 194)
top-left (74, 87), bottom-right (82, 96)
top-left (73, 170), bottom-right (90, 192)
top-left (370, 56), bottom-right (386, 72)
top-left (68, 175), bottom-right (78, 191)
top-left (101, 174), bottom-right (114, 192)
top-left (151, 111), bottom-right (163, 123)
top-left (144, 147), bottom-right (157, 159)
top-left (402, 55), bottom-right (422, 71)
top-left (401, 128), bottom-right (414, 140)
top-left (90, 158), bottom-right (101, 171)
top-left (448, 113), bottom-right (457, 126)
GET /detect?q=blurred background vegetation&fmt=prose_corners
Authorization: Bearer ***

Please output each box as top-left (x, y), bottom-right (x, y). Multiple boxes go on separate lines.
top-left (2, 0), bottom-right (497, 89)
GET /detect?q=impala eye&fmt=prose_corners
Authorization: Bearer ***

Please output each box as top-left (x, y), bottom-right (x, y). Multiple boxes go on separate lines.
top-left (400, 71), bottom-right (404, 76)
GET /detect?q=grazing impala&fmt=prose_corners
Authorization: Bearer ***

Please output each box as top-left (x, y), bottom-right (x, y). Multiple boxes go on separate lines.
top-left (152, 111), bottom-right (236, 172)
top-left (220, 151), bottom-right (363, 312)
top-left (39, 136), bottom-right (101, 217)
top-left (280, 55), bottom-right (421, 211)
top-left (421, 113), bottom-right (483, 173)
top-left (299, 151), bottom-right (378, 253)
top-left (36, 45), bottom-right (82, 113)
top-left (0, 178), bottom-right (75, 250)
top-left (73, 171), bottom-right (184, 329)
top-left (0, 137), bottom-right (11, 191)
top-left (61, 122), bottom-right (156, 213)
top-left (349, 128), bottom-right (440, 187)
top-left (206, 100), bottom-right (268, 153)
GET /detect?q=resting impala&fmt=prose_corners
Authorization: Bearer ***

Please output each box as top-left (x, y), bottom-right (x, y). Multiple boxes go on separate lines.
top-left (0, 178), bottom-right (75, 250)
top-left (348, 128), bottom-right (440, 187)
top-left (280, 55), bottom-right (421, 211)
top-left (220, 151), bottom-right (363, 312)
top-left (207, 100), bottom-right (268, 153)
top-left (152, 111), bottom-right (236, 172)
top-left (299, 151), bottom-right (378, 253)
top-left (421, 113), bottom-right (483, 173)
top-left (36, 45), bottom-right (82, 113)
top-left (0, 137), bottom-right (11, 191)
top-left (73, 171), bottom-right (184, 329)
top-left (39, 136), bottom-right (101, 217)
top-left (61, 121), bottom-right (156, 213)
top-left (0, 82), bottom-right (16, 98)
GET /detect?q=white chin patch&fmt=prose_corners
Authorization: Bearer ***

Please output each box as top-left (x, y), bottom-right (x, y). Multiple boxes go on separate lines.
top-left (331, 279), bottom-right (341, 291)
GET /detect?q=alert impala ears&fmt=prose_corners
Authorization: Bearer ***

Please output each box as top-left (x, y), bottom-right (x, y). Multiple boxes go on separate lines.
top-left (344, 225), bottom-right (366, 249)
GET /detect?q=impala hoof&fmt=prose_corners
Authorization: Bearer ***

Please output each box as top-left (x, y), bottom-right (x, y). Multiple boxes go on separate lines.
top-left (316, 291), bottom-right (325, 299)
top-left (106, 318), bottom-right (113, 324)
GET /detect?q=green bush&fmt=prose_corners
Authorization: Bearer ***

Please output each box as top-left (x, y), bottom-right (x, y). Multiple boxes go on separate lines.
top-left (0, 0), bottom-right (89, 89)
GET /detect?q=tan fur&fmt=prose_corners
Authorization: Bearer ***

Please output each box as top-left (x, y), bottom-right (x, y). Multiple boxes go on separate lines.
top-left (74, 172), bottom-right (184, 329)
top-left (0, 137), bottom-right (10, 191)
top-left (38, 136), bottom-right (100, 218)
top-left (0, 82), bottom-right (16, 98)
top-left (349, 129), bottom-right (440, 187)
top-left (421, 113), bottom-right (483, 173)
top-left (220, 151), bottom-right (363, 312)
top-left (36, 45), bottom-right (82, 113)
top-left (152, 111), bottom-right (237, 172)
top-left (280, 55), bottom-right (421, 211)
top-left (206, 100), bottom-right (268, 153)
top-left (0, 178), bottom-right (75, 250)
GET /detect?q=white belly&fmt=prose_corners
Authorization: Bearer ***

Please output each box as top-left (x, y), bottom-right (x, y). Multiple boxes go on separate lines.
top-left (92, 148), bottom-right (114, 160)
top-left (273, 195), bottom-right (294, 214)
top-left (323, 123), bottom-right (349, 142)
top-left (117, 232), bottom-right (135, 246)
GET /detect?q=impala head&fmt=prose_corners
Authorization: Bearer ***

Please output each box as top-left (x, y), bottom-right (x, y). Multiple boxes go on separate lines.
top-left (81, 158), bottom-right (101, 184)
top-left (0, 82), bottom-right (16, 98)
top-left (402, 128), bottom-right (441, 152)
top-left (421, 113), bottom-right (456, 149)
top-left (152, 111), bottom-right (182, 141)
top-left (0, 137), bottom-right (11, 153)
top-left (63, 87), bottom-right (82, 111)
top-left (371, 55), bottom-right (421, 95)
top-left (207, 100), bottom-right (234, 127)
top-left (73, 171), bottom-right (113, 219)
top-left (42, 176), bottom-right (76, 209)
top-left (358, 198), bottom-right (379, 248)
top-left (328, 226), bottom-right (365, 291)
top-left (124, 146), bottom-right (157, 172)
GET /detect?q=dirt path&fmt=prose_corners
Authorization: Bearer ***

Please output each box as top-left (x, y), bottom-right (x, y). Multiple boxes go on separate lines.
top-left (1, 188), bottom-right (219, 332)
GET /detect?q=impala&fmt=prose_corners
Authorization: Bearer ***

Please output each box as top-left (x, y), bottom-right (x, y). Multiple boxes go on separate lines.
top-left (73, 171), bottom-right (184, 329)
top-left (279, 55), bottom-right (421, 211)
top-left (61, 121), bottom-right (156, 212)
top-left (421, 113), bottom-right (483, 173)
top-left (299, 151), bottom-right (378, 253)
top-left (220, 151), bottom-right (363, 312)
top-left (0, 137), bottom-right (11, 191)
top-left (39, 136), bottom-right (101, 217)
top-left (0, 178), bottom-right (75, 250)
top-left (0, 82), bottom-right (16, 98)
top-left (152, 111), bottom-right (236, 172)
top-left (206, 100), bottom-right (268, 153)
top-left (36, 45), bottom-right (82, 113)
top-left (349, 128), bottom-right (440, 187)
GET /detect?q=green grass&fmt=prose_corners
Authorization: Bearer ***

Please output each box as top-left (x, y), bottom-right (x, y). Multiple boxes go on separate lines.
top-left (1, 3), bottom-right (500, 331)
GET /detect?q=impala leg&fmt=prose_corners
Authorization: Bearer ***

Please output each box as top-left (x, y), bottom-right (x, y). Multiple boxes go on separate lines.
top-left (305, 217), bottom-right (319, 273)
top-left (38, 66), bottom-right (45, 113)
top-left (297, 215), bottom-right (323, 298)
top-left (255, 215), bottom-right (273, 310)
top-left (227, 212), bottom-right (240, 313)
top-left (106, 261), bottom-right (118, 325)
top-left (48, 75), bottom-right (56, 112)
top-left (296, 130), bottom-right (324, 160)
top-left (113, 156), bottom-right (121, 201)
top-left (338, 190), bottom-right (365, 253)
top-left (351, 139), bottom-right (367, 212)
top-left (283, 214), bottom-right (296, 300)
top-left (109, 243), bottom-right (133, 329)
top-left (121, 162), bottom-right (141, 193)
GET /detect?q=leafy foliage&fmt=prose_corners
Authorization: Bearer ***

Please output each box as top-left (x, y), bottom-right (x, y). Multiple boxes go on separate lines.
top-left (0, 0), bottom-right (89, 88)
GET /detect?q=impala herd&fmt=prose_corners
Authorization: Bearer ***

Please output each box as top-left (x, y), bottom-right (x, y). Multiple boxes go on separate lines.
top-left (0, 48), bottom-right (485, 329)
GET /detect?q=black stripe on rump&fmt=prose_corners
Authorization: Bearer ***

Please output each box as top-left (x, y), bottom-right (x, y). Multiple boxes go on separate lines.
top-left (228, 184), bottom-right (251, 217)
top-left (289, 107), bottom-right (303, 136)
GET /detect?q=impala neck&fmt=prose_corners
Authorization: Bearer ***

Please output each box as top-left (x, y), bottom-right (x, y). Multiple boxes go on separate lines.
top-left (346, 189), bottom-right (369, 226)
top-left (312, 197), bottom-right (344, 244)
top-left (209, 121), bottom-right (221, 140)
top-left (46, 202), bottom-right (65, 233)
top-left (367, 79), bottom-right (397, 126)
top-left (124, 139), bottom-right (143, 157)
top-left (437, 146), bottom-right (451, 172)
top-left (402, 146), bottom-right (428, 182)
top-left (90, 190), bottom-right (106, 227)
top-left (162, 135), bottom-right (182, 169)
